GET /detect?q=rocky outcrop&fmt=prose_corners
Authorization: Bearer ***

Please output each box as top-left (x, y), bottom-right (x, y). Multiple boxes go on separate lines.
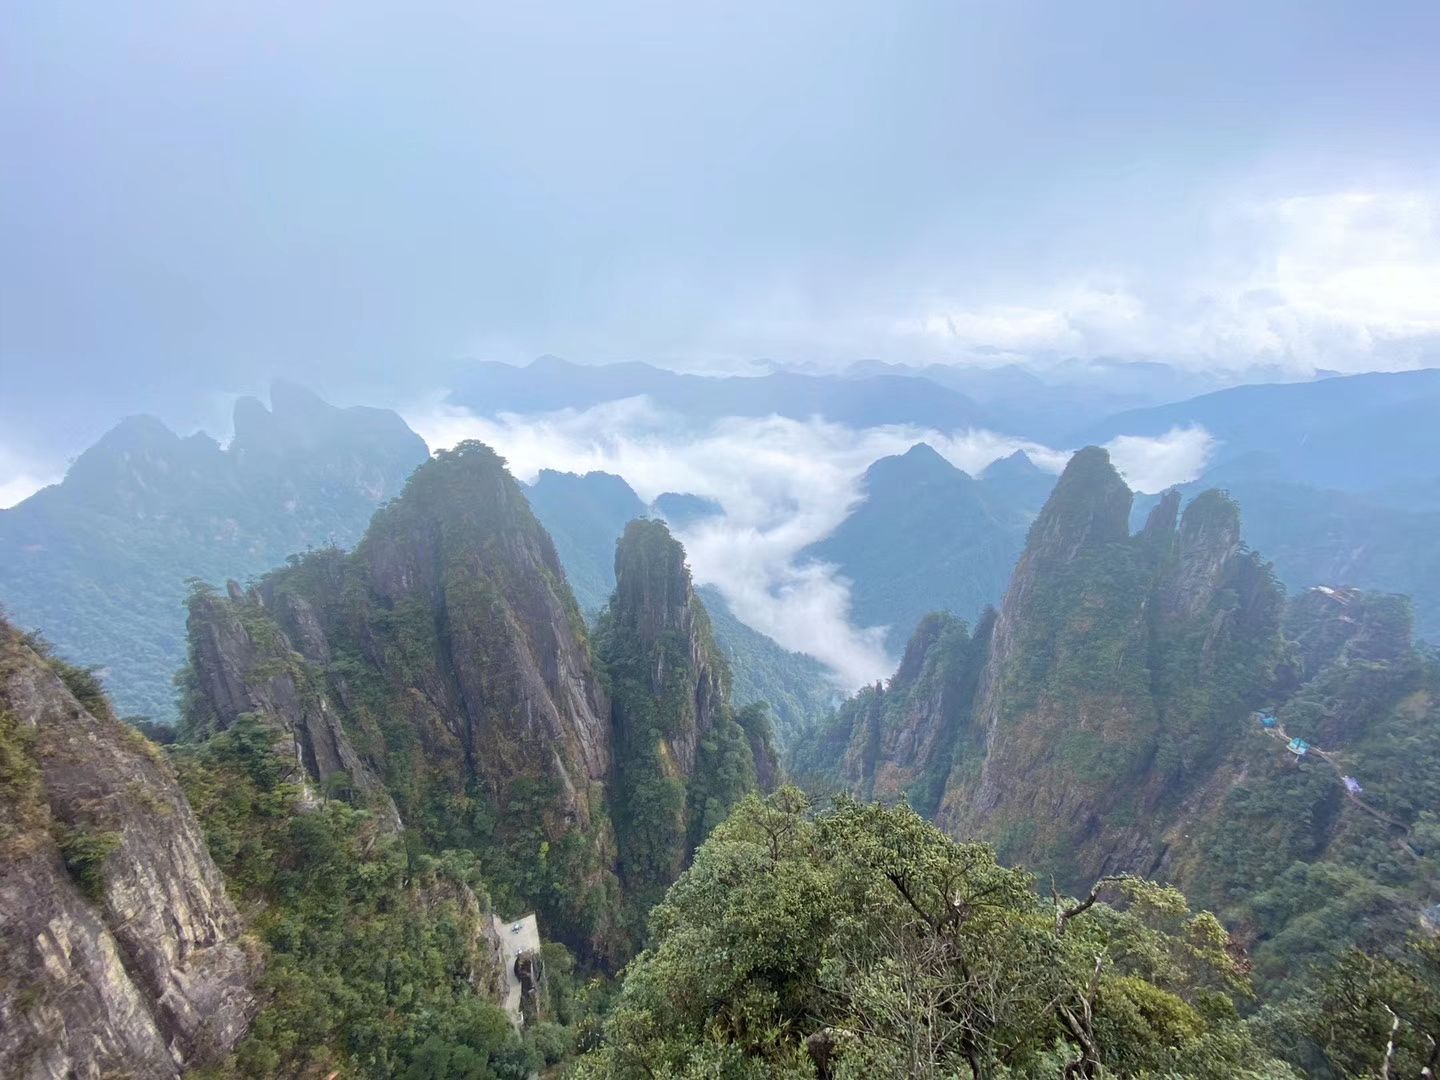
top-left (0, 619), bottom-right (257, 1078)
top-left (183, 582), bottom-right (400, 829)
top-left (182, 440), bottom-right (624, 958)
top-left (798, 610), bottom-right (993, 819)
top-left (927, 448), bottom-right (1283, 888)
top-left (600, 519), bottom-right (767, 910)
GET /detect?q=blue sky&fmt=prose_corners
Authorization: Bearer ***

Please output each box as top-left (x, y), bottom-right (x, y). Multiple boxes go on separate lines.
top-left (2, 0), bottom-right (1438, 477)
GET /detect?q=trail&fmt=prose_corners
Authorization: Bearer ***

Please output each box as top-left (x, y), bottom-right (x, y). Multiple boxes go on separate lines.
top-left (1262, 721), bottom-right (1421, 858)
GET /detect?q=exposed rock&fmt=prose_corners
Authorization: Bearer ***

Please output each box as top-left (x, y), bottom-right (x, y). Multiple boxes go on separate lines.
top-left (183, 582), bottom-right (400, 829)
top-left (0, 619), bottom-right (257, 1078)
top-left (800, 610), bottom-right (992, 820)
top-left (790, 447), bottom-right (1290, 890)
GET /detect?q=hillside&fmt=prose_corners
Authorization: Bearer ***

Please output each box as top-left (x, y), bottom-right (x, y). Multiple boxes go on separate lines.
top-left (1075, 368), bottom-right (1440, 495)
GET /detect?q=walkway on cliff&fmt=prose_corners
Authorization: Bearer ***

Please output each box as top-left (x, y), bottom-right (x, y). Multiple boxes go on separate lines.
top-left (1261, 719), bottom-right (1421, 858)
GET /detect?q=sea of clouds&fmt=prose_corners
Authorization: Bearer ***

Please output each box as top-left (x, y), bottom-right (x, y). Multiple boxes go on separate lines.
top-left (406, 395), bottom-right (1214, 691)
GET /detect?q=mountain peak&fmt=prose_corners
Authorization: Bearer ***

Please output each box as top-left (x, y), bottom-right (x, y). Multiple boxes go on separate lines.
top-left (982, 449), bottom-right (1044, 480)
top-left (866, 443), bottom-right (971, 486)
top-left (1019, 446), bottom-right (1132, 567)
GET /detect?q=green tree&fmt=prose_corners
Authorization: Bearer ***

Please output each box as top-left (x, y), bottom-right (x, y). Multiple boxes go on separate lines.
top-left (576, 789), bottom-right (1296, 1079)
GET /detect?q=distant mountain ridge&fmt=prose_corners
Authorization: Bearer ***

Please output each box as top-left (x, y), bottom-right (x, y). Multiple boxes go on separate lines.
top-left (1075, 367), bottom-right (1440, 495)
top-left (0, 383), bottom-right (429, 719)
top-left (450, 355), bottom-right (991, 431)
top-left (800, 442), bottom-right (1051, 650)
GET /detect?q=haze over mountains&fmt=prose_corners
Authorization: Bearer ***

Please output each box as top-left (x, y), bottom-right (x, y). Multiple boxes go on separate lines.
top-left (6, 360), bottom-right (1440, 725)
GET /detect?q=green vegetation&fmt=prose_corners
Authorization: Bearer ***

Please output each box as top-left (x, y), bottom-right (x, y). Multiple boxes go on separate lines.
top-left (0, 388), bottom-right (427, 720)
top-left (576, 789), bottom-right (1297, 1079)
top-left (696, 584), bottom-right (837, 750)
top-left (175, 716), bottom-right (567, 1079)
top-left (55, 825), bottom-right (122, 901)
top-left (597, 519), bottom-right (762, 930)
top-left (801, 443), bottom-right (1036, 653)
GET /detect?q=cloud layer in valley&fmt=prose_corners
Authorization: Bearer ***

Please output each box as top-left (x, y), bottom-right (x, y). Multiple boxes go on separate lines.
top-left (407, 396), bottom-right (1212, 690)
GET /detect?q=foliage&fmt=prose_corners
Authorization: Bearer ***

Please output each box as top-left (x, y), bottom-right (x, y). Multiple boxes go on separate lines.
top-left (576, 789), bottom-right (1295, 1079)
top-left (55, 825), bottom-right (122, 901)
top-left (175, 716), bottom-right (539, 1079)
top-left (596, 519), bottom-right (762, 935)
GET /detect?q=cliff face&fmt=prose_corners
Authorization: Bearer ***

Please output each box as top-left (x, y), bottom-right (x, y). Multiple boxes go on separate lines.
top-left (182, 583), bottom-right (400, 829)
top-left (599, 519), bottom-right (769, 917)
top-left (934, 449), bottom-right (1284, 885)
top-left (797, 610), bottom-right (992, 820)
top-left (0, 619), bottom-right (256, 1079)
top-left (182, 441), bottom-right (624, 956)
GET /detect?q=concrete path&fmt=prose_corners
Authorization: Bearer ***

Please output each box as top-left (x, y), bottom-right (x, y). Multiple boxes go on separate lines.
top-left (492, 912), bottom-right (540, 1029)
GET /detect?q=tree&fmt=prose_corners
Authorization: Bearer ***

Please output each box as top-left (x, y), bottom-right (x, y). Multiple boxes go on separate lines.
top-left (576, 789), bottom-right (1297, 1079)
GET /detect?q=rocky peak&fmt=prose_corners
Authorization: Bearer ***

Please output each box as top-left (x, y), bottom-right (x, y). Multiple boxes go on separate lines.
top-left (601, 519), bottom-right (764, 921)
top-left (1139, 488), bottom-right (1182, 544)
top-left (1017, 446), bottom-right (1132, 574)
top-left (180, 439), bottom-right (624, 959)
top-left (1157, 490), bottom-right (1244, 622)
top-left (610, 519), bottom-right (712, 657)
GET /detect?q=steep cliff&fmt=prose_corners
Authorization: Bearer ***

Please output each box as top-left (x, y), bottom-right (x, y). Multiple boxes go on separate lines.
top-left (597, 519), bottom-right (773, 920)
top-left (182, 440), bottom-right (624, 957)
top-left (792, 609), bottom-right (993, 819)
top-left (181, 581), bottom-right (400, 829)
top-left (936, 448), bottom-right (1285, 885)
top-left (0, 618), bottom-right (256, 1078)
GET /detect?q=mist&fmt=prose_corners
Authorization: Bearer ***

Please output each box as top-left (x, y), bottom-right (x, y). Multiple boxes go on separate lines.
top-left (406, 396), bottom-right (1211, 688)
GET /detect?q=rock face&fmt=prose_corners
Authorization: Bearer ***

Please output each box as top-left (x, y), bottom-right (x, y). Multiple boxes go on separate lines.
top-left (182, 440), bottom-right (624, 956)
top-left (794, 610), bottom-right (993, 820)
top-left (182, 584), bottom-right (400, 829)
top-left (0, 618), bottom-right (257, 1078)
top-left (599, 519), bottom-right (771, 916)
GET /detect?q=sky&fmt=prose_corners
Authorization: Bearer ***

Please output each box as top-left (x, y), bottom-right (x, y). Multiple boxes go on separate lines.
top-left (4, 0), bottom-right (1440, 479)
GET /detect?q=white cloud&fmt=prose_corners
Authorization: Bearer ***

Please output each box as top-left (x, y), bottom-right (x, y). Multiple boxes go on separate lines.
top-left (406, 396), bottom-right (1212, 690)
top-left (904, 189), bottom-right (1440, 374)
top-left (0, 444), bottom-right (60, 509)
top-left (1103, 426), bottom-right (1215, 494)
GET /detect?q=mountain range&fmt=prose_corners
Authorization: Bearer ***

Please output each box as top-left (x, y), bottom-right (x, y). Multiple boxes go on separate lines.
top-left (0, 384), bottom-right (428, 719)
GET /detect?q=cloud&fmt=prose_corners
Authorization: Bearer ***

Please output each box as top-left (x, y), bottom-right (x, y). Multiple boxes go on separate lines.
top-left (902, 190), bottom-right (1440, 374)
top-left (0, 444), bottom-right (60, 509)
top-left (1103, 426), bottom-right (1215, 494)
top-left (406, 396), bottom-right (1210, 690)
